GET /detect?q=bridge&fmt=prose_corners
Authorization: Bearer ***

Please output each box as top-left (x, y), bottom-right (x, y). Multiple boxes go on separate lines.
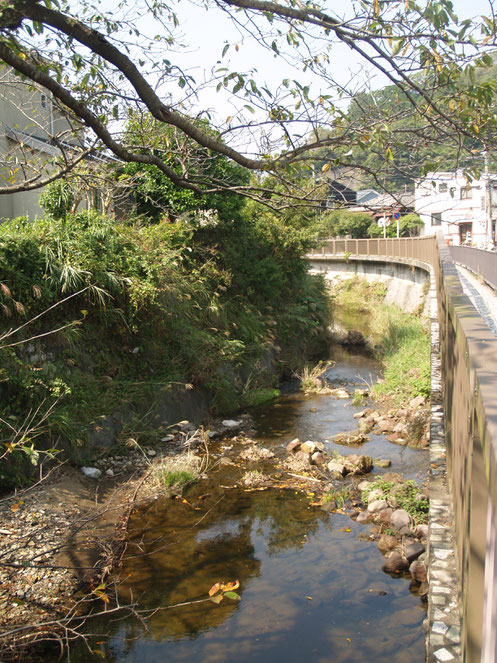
top-left (309, 236), bottom-right (497, 663)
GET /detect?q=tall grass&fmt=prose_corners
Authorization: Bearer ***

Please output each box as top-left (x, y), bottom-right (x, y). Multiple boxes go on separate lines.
top-left (331, 277), bottom-right (430, 405)
top-left (0, 211), bottom-right (331, 484)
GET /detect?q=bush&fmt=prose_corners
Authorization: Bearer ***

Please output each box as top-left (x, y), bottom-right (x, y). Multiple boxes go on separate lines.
top-left (0, 209), bottom-right (331, 479)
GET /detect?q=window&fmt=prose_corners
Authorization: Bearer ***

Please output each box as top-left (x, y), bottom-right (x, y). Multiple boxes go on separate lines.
top-left (460, 187), bottom-right (473, 200)
top-left (439, 183), bottom-right (448, 193)
top-left (431, 212), bottom-right (442, 226)
top-left (40, 94), bottom-right (47, 110)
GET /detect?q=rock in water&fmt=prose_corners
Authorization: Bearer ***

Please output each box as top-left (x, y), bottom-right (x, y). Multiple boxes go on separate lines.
top-left (409, 560), bottom-right (427, 584)
top-left (382, 550), bottom-right (409, 574)
top-left (377, 534), bottom-right (398, 553)
top-left (404, 542), bottom-right (425, 563)
top-left (286, 438), bottom-right (301, 453)
top-left (390, 509), bottom-right (413, 533)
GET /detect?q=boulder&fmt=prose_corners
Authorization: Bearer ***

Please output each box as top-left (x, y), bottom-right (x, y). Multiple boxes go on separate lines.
top-left (332, 430), bottom-right (369, 446)
top-left (368, 499), bottom-right (388, 513)
top-left (357, 480), bottom-right (371, 492)
top-left (81, 467), bottom-right (102, 479)
top-left (367, 488), bottom-right (385, 503)
top-left (382, 550), bottom-right (409, 574)
top-left (343, 329), bottom-right (366, 346)
top-left (377, 534), bottom-right (399, 552)
top-left (378, 507), bottom-right (393, 523)
top-left (301, 441), bottom-right (316, 454)
top-left (286, 438), bottom-right (301, 453)
top-left (374, 458), bottom-right (392, 468)
top-left (311, 451), bottom-right (326, 466)
top-left (327, 461), bottom-right (348, 476)
top-left (409, 395), bottom-right (426, 409)
top-left (222, 419), bottom-right (242, 428)
top-left (409, 559), bottom-right (427, 584)
top-left (357, 417), bottom-right (375, 434)
top-left (356, 510), bottom-right (373, 524)
top-left (390, 509), bottom-right (413, 533)
top-left (404, 542), bottom-right (425, 563)
top-left (354, 455), bottom-right (373, 474)
top-left (393, 422), bottom-right (408, 436)
top-left (414, 524), bottom-right (429, 540)
top-left (354, 408), bottom-right (374, 420)
top-left (377, 418), bottom-right (396, 433)
top-left (295, 450), bottom-right (312, 466)
top-left (387, 434), bottom-right (408, 445)
top-left (332, 388), bottom-right (350, 399)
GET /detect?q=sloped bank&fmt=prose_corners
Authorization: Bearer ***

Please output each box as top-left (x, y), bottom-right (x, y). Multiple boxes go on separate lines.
top-left (0, 212), bottom-right (331, 489)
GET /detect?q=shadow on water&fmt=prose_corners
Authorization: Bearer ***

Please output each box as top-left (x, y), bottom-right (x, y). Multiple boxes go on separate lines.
top-left (67, 488), bottom-right (425, 663)
top-left (65, 337), bottom-right (428, 663)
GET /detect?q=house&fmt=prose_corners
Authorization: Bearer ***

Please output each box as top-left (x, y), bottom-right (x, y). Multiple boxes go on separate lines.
top-left (0, 67), bottom-right (84, 220)
top-left (415, 171), bottom-right (497, 246)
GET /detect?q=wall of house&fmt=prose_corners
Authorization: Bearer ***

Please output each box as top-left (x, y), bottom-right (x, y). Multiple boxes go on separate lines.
top-left (0, 70), bottom-right (82, 222)
top-left (415, 171), bottom-right (497, 247)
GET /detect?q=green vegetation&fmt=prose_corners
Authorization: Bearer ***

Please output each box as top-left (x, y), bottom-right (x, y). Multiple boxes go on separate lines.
top-left (0, 208), bottom-right (330, 487)
top-left (298, 360), bottom-right (333, 394)
top-left (323, 487), bottom-right (351, 509)
top-left (120, 115), bottom-right (250, 223)
top-left (161, 470), bottom-right (196, 489)
top-left (331, 277), bottom-right (430, 405)
top-left (362, 477), bottom-right (429, 524)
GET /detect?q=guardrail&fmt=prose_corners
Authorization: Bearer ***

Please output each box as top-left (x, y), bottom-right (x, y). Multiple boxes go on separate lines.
top-left (312, 235), bottom-right (497, 663)
top-left (309, 236), bottom-right (438, 265)
top-left (449, 245), bottom-right (497, 290)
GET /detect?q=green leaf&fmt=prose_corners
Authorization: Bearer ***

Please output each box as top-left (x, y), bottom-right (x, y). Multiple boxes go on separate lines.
top-left (224, 591), bottom-right (240, 600)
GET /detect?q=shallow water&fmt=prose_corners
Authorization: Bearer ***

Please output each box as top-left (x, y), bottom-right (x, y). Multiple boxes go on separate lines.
top-left (66, 346), bottom-right (428, 663)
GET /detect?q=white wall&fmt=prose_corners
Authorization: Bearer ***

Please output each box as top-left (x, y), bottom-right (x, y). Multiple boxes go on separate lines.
top-left (415, 171), bottom-right (497, 246)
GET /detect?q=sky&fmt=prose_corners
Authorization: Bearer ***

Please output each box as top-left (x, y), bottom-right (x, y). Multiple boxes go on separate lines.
top-left (70, 0), bottom-right (497, 154)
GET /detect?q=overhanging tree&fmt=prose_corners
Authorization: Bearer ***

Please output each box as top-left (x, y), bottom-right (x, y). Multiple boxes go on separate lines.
top-left (0, 0), bottom-right (496, 209)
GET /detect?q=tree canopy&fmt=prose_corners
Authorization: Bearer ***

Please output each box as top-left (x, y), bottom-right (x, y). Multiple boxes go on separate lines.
top-left (0, 0), bottom-right (496, 207)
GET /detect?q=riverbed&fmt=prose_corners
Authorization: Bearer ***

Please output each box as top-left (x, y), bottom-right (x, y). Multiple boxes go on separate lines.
top-left (65, 343), bottom-right (428, 663)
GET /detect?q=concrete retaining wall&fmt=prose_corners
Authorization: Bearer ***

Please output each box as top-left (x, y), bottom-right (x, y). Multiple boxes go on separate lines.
top-left (308, 254), bottom-right (429, 313)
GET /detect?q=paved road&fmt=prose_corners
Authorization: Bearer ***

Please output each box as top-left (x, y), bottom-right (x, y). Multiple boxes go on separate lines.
top-left (455, 265), bottom-right (497, 339)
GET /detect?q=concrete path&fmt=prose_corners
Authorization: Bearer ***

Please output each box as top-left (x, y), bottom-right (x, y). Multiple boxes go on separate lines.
top-left (455, 265), bottom-right (497, 339)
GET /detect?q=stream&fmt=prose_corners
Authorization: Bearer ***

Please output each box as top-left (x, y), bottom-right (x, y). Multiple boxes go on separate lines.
top-left (66, 342), bottom-right (428, 663)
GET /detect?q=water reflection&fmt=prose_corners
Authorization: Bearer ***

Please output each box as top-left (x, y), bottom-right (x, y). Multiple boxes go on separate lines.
top-left (65, 339), bottom-right (427, 663)
top-left (67, 485), bottom-right (425, 663)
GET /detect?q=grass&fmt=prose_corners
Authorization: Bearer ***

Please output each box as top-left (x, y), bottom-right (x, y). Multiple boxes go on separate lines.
top-left (298, 360), bottom-right (334, 393)
top-left (0, 211), bottom-right (332, 485)
top-left (323, 487), bottom-right (351, 509)
top-left (362, 477), bottom-right (429, 524)
top-left (330, 277), bottom-right (430, 406)
top-left (153, 451), bottom-right (204, 491)
top-left (162, 470), bottom-right (196, 488)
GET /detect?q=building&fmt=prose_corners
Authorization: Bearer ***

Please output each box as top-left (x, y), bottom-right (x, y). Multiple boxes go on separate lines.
top-left (415, 171), bottom-right (497, 246)
top-left (0, 68), bottom-right (84, 221)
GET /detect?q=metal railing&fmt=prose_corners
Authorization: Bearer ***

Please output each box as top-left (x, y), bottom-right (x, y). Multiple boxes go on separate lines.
top-left (313, 235), bottom-right (497, 663)
top-left (449, 245), bottom-right (497, 290)
top-left (309, 236), bottom-right (438, 265)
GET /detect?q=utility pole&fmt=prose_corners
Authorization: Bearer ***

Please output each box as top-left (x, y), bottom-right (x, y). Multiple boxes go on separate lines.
top-left (484, 150), bottom-right (494, 249)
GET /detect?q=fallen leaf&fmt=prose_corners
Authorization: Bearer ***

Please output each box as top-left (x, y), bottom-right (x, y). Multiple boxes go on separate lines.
top-left (210, 594), bottom-right (224, 604)
top-left (223, 580), bottom-right (240, 591)
top-left (306, 596), bottom-right (313, 600)
top-left (209, 582), bottom-right (222, 597)
top-left (224, 591), bottom-right (240, 601)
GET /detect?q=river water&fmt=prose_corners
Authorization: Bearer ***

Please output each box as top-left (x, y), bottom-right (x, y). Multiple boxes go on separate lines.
top-left (67, 343), bottom-right (428, 663)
